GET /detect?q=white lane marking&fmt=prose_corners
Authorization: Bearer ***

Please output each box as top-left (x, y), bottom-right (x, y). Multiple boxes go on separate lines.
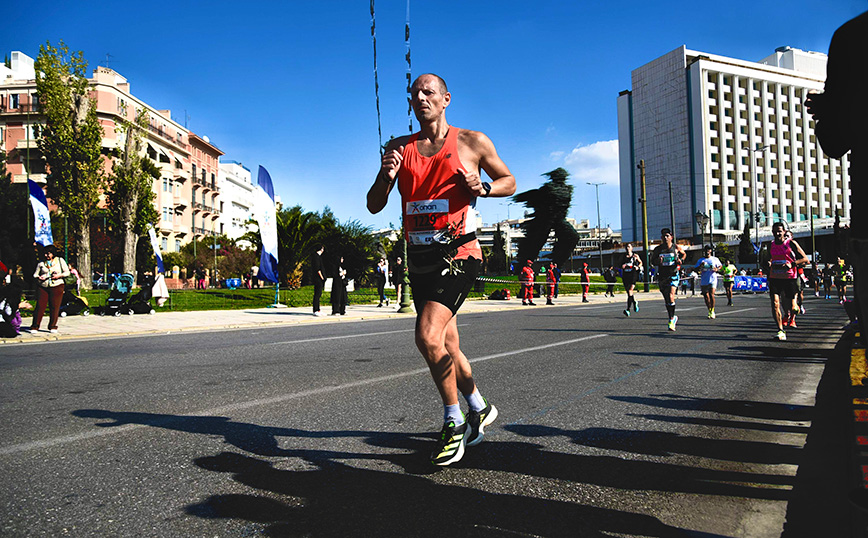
top-left (0, 333), bottom-right (608, 455)
top-left (713, 308), bottom-right (756, 316)
top-left (266, 324), bottom-right (469, 346)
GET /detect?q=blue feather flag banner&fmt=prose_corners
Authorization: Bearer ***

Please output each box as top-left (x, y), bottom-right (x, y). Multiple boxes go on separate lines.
top-left (254, 165), bottom-right (279, 284)
top-left (147, 224), bottom-right (165, 273)
top-left (28, 180), bottom-right (54, 246)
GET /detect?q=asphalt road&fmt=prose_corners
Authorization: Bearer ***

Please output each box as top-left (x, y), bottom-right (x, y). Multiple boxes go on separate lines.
top-left (0, 293), bottom-right (850, 537)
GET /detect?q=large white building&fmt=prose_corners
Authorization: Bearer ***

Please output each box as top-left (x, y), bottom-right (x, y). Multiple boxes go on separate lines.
top-left (617, 46), bottom-right (849, 245)
top-left (218, 160), bottom-right (255, 241)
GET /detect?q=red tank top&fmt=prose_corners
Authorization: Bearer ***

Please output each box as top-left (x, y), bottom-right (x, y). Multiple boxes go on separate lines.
top-left (397, 127), bottom-right (481, 260)
top-left (769, 238), bottom-right (796, 279)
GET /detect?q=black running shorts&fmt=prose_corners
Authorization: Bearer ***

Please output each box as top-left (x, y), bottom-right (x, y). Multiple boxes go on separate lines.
top-left (409, 257), bottom-right (480, 315)
top-left (768, 278), bottom-right (798, 301)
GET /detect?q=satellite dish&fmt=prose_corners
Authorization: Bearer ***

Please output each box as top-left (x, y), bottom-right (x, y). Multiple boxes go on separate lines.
top-left (202, 135), bottom-right (211, 143)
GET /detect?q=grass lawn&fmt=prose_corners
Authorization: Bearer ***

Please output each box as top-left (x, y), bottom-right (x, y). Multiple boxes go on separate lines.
top-left (19, 274), bottom-right (638, 315)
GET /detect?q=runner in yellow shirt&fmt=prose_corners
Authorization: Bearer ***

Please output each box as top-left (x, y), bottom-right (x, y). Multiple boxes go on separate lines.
top-left (722, 260), bottom-right (737, 306)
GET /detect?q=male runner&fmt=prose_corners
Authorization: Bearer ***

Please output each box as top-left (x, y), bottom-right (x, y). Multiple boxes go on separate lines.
top-left (651, 228), bottom-right (686, 331)
top-left (620, 243), bottom-right (643, 316)
top-left (722, 259), bottom-right (737, 306)
top-left (695, 245), bottom-right (722, 319)
top-left (367, 73), bottom-right (515, 466)
top-left (766, 222), bottom-right (809, 340)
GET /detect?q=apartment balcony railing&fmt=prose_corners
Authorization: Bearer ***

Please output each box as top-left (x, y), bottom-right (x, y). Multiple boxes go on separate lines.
top-left (192, 176), bottom-right (210, 190)
top-left (209, 182), bottom-right (220, 192)
top-left (192, 227), bottom-right (211, 236)
top-left (0, 103), bottom-right (41, 114)
top-left (146, 123), bottom-right (189, 151)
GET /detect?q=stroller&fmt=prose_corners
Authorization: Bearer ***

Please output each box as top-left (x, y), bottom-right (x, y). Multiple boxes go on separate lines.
top-left (59, 289), bottom-right (90, 317)
top-left (99, 273), bottom-right (135, 316)
top-left (126, 274), bottom-right (156, 315)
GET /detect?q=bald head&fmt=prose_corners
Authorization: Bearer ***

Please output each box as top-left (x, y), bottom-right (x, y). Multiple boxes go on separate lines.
top-left (412, 73), bottom-right (448, 95)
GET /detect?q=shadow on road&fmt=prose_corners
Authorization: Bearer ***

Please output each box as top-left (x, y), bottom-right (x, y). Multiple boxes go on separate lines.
top-left (71, 408), bottom-right (731, 537)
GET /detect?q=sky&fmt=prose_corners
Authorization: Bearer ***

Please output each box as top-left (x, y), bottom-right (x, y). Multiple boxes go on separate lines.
top-left (6, 1), bottom-right (865, 232)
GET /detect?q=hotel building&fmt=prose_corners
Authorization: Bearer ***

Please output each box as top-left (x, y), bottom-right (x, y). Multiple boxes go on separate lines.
top-left (617, 46), bottom-right (848, 247)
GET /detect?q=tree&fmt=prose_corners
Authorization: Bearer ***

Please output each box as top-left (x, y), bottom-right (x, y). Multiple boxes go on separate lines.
top-left (488, 223), bottom-right (508, 274)
top-left (513, 167), bottom-right (579, 268)
top-left (737, 221), bottom-right (756, 264)
top-left (274, 205), bottom-right (322, 288)
top-left (714, 242), bottom-right (734, 264)
top-left (35, 41), bottom-right (105, 289)
top-left (105, 108), bottom-right (159, 275)
top-left (0, 151), bottom-right (32, 276)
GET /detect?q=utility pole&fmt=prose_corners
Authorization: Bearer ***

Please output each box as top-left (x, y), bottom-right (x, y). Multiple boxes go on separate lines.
top-left (638, 160), bottom-right (650, 293)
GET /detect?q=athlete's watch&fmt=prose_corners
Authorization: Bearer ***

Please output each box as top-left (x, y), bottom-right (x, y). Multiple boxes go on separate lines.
top-left (481, 182), bottom-right (492, 197)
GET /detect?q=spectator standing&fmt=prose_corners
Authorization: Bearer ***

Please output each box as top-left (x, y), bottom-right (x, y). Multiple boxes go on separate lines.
top-left (603, 266), bottom-right (617, 297)
top-left (580, 262), bottom-right (591, 302)
top-left (331, 256), bottom-right (348, 315)
top-left (552, 262), bottom-right (561, 298)
top-left (805, 10), bottom-right (868, 346)
top-left (545, 262), bottom-right (556, 305)
top-left (391, 255), bottom-right (405, 306)
top-left (312, 245), bottom-right (325, 316)
top-left (375, 258), bottom-right (389, 307)
top-left (27, 245), bottom-right (69, 334)
top-left (520, 259), bottom-right (536, 306)
top-left (0, 262), bottom-right (24, 338)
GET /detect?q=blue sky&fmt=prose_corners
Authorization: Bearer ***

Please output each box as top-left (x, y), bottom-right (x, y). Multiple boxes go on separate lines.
top-left (6, 1), bottom-right (864, 232)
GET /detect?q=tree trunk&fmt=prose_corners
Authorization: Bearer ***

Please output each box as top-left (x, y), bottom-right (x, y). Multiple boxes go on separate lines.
top-left (121, 198), bottom-right (138, 275)
top-left (77, 219), bottom-right (91, 289)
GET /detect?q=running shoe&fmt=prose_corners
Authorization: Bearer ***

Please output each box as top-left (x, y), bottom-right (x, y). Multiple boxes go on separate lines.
top-left (799, 305), bottom-right (805, 315)
top-left (633, 302), bottom-right (639, 312)
top-left (431, 421), bottom-right (469, 466)
top-left (623, 309), bottom-right (630, 317)
top-left (668, 316), bottom-right (678, 331)
top-left (709, 309), bottom-right (716, 319)
top-left (788, 315), bottom-right (797, 328)
top-left (775, 330), bottom-right (787, 341)
top-left (466, 402), bottom-right (499, 447)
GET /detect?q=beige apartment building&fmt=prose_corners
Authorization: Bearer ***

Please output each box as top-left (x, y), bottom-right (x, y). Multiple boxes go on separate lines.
top-left (0, 51), bottom-right (223, 254)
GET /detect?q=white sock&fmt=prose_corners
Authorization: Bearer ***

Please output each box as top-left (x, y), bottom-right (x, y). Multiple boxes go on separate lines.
top-left (465, 389), bottom-right (486, 412)
top-left (444, 404), bottom-right (464, 425)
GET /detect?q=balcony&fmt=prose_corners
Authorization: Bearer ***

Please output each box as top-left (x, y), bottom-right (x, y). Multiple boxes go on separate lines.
top-left (0, 103), bottom-right (41, 114)
top-left (209, 182), bottom-right (220, 192)
top-left (16, 139), bottom-right (40, 150)
top-left (146, 123), bottom-right (190, 151)
top-left (192, 176), bottom-right (211, 191)
top-left (192, 227), bottom-right (211, 236)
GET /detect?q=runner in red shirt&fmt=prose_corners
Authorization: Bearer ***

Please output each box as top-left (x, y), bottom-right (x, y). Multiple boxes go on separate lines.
top-left (367, 74), bottom-right (516, 466)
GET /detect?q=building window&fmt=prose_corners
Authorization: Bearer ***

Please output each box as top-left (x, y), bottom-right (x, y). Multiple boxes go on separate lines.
top-left (161, 237), bottom-right (168, 251)
top-left (175, 239), bottom-right (181, 252)
top-left (10, 94), bottom-right (19, 108)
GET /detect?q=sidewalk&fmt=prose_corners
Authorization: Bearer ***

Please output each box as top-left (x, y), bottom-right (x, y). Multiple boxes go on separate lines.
top-left (1, 293), bottom-right (641, 345)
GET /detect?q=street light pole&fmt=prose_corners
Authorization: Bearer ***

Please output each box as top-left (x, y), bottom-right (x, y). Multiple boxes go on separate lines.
top-left (588, 182), bottom-right (604, 272)
top-left (745, 144), bottom-right (770, 271)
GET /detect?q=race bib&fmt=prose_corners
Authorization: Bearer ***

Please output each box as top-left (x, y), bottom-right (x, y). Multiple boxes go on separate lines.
top-left (659, 253), bottom-right (676, 267)
top-left (405, 199), bottom-right (450, 245)
top-left (771, 259), bottom-right (789, 274)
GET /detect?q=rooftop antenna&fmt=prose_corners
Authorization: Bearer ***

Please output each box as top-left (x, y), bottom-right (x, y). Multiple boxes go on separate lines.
top-left (101, 53), bottom-right (114, 68)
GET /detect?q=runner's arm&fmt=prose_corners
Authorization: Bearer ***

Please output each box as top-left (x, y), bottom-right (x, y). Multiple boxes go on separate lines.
top-left (465, 131), bottom-right (516, 198)
top-left (367, 138), bottom-right (406, 214)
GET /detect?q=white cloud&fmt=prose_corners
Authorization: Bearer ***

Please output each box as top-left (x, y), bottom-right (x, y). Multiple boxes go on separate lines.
top-left (563, 140), bottom-right (619, 186)
top-left (549, 150), bottom-right (565, 160)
